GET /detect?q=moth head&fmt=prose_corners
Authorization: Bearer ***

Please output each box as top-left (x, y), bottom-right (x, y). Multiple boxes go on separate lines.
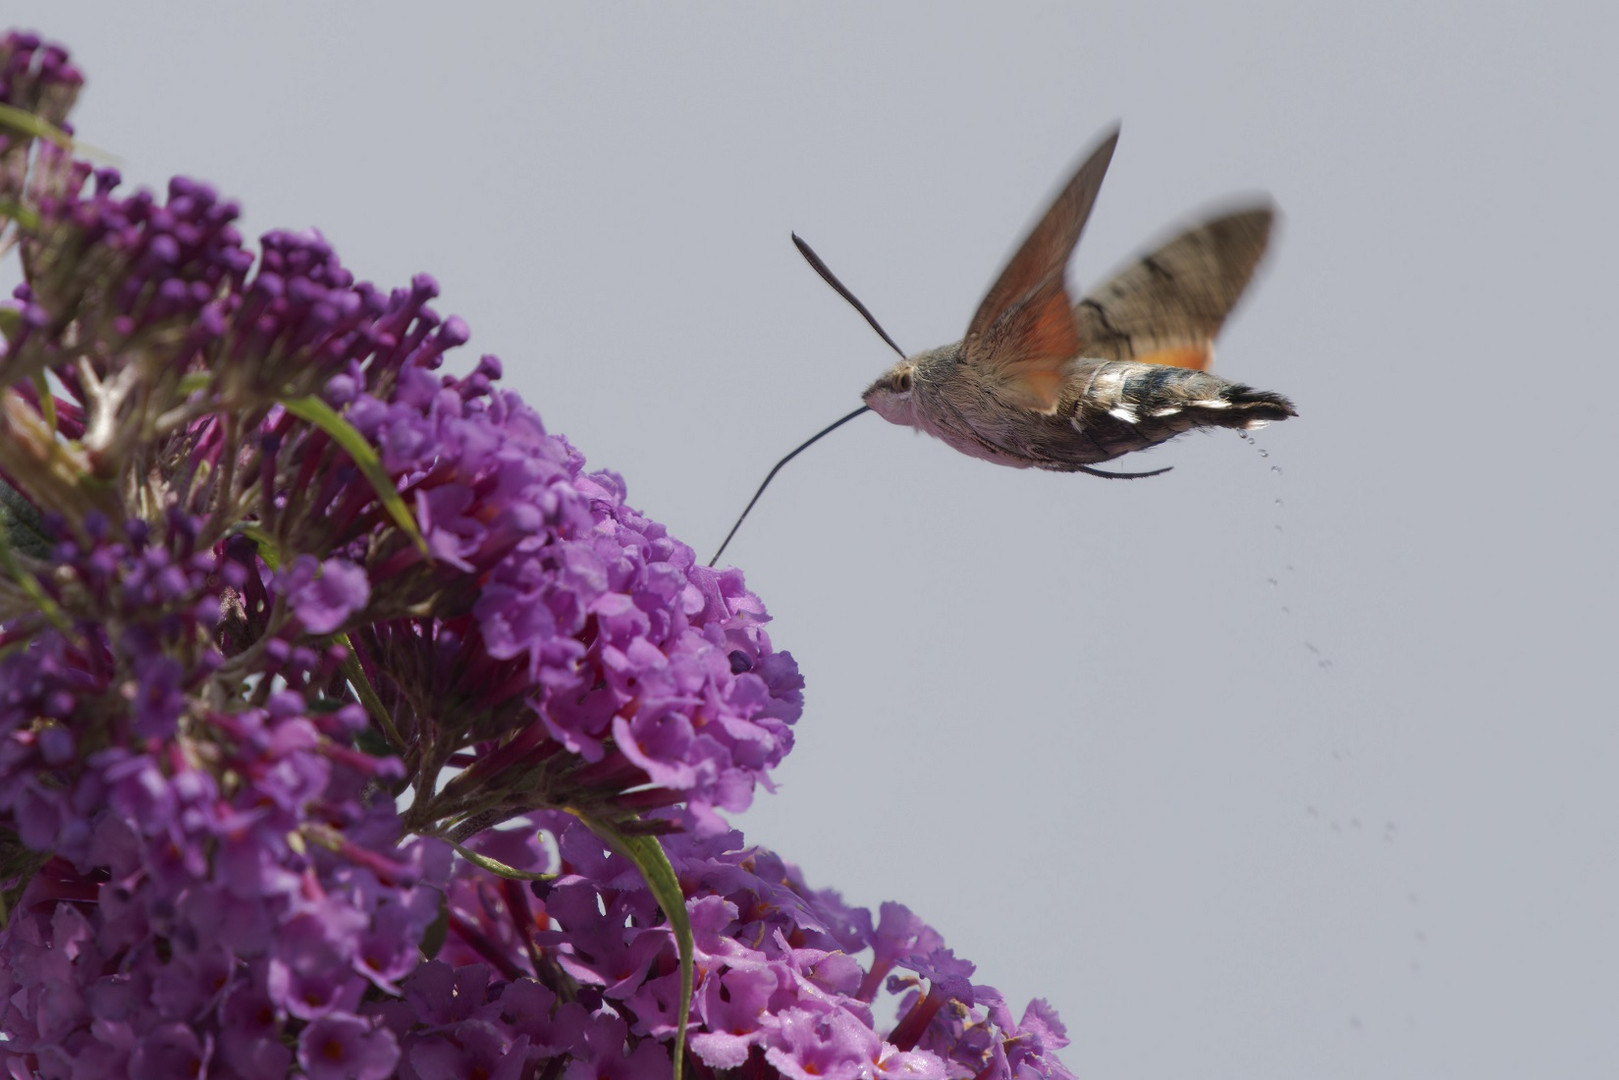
top-left (862, 360), bottom-right (919, 426)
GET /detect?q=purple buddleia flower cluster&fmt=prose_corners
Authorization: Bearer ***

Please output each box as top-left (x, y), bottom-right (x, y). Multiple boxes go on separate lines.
top-left (0, 32), bottom-right (79, 221)
top-left (415, 812), bottom-right (1076, 1080)
top-left (0, 30), bottom-right (1074, 1080)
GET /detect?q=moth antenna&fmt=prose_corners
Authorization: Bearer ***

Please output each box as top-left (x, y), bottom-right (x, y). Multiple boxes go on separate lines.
top-left (792, 233), bottom-right (907, 360)
top-left (708, 405), bottom-right (871, 567)
top-left (1075, 464), bottom-right (1173, 479)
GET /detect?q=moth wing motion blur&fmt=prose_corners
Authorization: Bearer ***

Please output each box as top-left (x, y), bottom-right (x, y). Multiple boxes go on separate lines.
top-left (959, 128), bottom-right (1120, 413)
top-left (1073, 205), bottom-right (1275, 370)
top-left (862, 124), bottom-right (1294, 474)
top-left (1048, 202), bottom-right (1297, 457)
top-left (1039, 200), bottom-right (1297, 464)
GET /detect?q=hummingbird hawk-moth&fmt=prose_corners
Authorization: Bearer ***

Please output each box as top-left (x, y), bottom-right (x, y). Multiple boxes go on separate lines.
top-left (709, 124), bottom-right (1295, 566)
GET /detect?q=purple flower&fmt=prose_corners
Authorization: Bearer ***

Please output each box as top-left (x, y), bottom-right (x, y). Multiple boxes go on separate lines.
top-left (0, 33), bottom-right (82, 217)
top-left (277, 555), bottom-right (371, 634)
top-left (128, 1023), bottom-right (211, 1080)
top-left (298, 1014), bottom-right (400, 1080)
top-left (765, 1007), bottom-right (891, 1080)
top-left (0, 32), bottom-right (1074, 1080)
top-left (421, 814), bottom-right (1046, 1080)
top-left (562, 1017), bottom-right (672, 1080)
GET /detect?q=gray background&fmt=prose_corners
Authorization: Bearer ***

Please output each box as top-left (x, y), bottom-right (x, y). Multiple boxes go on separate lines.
top-left (8, 4), bottom-right (1616, 1078)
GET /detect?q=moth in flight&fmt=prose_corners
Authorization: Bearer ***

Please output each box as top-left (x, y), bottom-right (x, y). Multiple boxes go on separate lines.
top-left (710, 125), bottom-right (1294, 565)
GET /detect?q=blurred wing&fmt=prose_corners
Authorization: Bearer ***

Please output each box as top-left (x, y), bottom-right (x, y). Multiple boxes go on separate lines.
top-left (961, 126), bottom-right (1120, 414)
top-left (1074, 205), bottom-right (1274, 370)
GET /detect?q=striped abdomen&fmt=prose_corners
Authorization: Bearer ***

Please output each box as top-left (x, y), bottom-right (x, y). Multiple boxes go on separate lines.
top-left (1041, 359), bottom-right (1295, 468)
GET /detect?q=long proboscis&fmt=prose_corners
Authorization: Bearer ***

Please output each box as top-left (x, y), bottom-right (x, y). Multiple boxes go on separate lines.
top-left (708, 405), bottom-right (870, 567)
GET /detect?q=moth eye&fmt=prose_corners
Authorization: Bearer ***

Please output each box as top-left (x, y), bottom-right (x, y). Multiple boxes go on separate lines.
top-left (893, 370), bottom-right (913, 393)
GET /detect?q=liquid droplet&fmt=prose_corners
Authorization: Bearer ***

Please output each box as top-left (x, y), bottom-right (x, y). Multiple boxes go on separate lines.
top-left (1269, 465), bottom-right (1283, 475)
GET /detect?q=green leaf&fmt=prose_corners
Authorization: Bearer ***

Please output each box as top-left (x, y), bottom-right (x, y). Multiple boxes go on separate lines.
top-left (230, 523), bottom-right (280, 569)
top-left (0, 103), bottom-right (73, 149)
top-left (333, 633), bottom-right (405, 750)
top-left (278, 395), bottom-right (427, 556)
top-left (449, 841), bottom-right (558, 882)
top-left (0, 199), bottom-right (41, 231)
top-left (28, 374), bottom-right (57, 433)
top-left (0, 477), bottom-right (54, 560)
top-left (420, 893), bottom-right (449, 960)
top-left (0, 480), bottom-right (68, 632)
top-left (570, 812), bottom-right (694, 1080)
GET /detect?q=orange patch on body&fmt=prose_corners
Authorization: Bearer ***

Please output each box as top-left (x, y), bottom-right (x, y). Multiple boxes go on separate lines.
top-left (1022, 292), bottom-right (1082, 364)
top-left (1004, 290), bottom-right (1081, 412)
top-left (1014, 367), bottom-right (1067, 413)
top-left (1135, 343), bottom-right (1213, 371)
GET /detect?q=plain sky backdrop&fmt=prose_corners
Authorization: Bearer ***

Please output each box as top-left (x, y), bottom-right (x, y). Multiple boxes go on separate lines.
top-left (7, 5), bottom-right (1616, 1078)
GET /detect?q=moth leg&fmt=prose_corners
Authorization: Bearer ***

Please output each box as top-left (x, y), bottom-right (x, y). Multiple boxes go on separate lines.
top-left (1075, 464), bottom-right (1173, 479)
